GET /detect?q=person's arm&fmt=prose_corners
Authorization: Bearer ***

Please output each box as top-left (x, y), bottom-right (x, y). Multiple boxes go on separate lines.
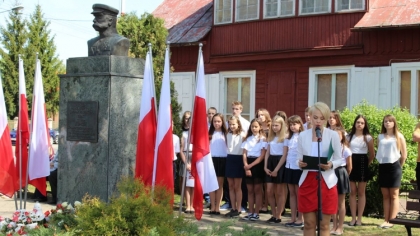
top-left (413, 123), bottom-right (420, 142)
top-left (320, 131), bottom-right (341, 171)
top-left (297, 134), bottom-right (307, 168)
top-left (249, 148), bottom-right (267, 168)
top-left (399, 133), bottom-right (407, 167)
top-left (264, 145), bottom-right (271, 175)
top-left (346, 155), bottom-right (352, 175)
top-left (367, 137), bottom-right (375, 165)
top-left (179, 136), bottom-right (190, 171)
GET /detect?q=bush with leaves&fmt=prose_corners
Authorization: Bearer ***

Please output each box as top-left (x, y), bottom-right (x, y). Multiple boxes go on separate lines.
top-left (339, 101), bottom-right (418, 216)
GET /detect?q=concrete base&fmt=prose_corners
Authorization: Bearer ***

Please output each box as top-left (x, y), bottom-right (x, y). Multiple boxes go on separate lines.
top-left (57, 56), bottom-right (144, 203)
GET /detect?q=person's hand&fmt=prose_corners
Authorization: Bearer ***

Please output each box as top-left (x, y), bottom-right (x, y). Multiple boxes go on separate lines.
top-left (271, 169), bottom-right (278, 177)
top-left (245, 170), bottom-right (252, 177)
top-left (186, 163), bottom-right (191, 171)
top-left (264, 168), bottom-right (271, 175)
top-left (299, 160), bottom-right (307, 169)
top-left (244, 164), bottom-right (251, 171)
top-left (319, 161), bottom-right (333, 171)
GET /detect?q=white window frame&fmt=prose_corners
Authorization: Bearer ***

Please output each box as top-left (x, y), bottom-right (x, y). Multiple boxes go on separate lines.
top-left (391, 62), bottom-right (420, 117)
top-left (214, 0), bottom-right (233, 25)
top-left (335, 0), bottom-right (365, 12)
top-left (308, 66), bottom-right (353, 111)
top-left (235, 0), bottom-right (260, 22)
top-left (299, 0), bottom-right (331, 15)
top-left (263, 0), bottom-right (295, 19)
top-left (219, 70), bottom-right (256, 120)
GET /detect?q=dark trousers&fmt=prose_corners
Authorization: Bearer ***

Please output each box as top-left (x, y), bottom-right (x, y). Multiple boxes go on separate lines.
top-left (50, 169), bottom-right (58, 202)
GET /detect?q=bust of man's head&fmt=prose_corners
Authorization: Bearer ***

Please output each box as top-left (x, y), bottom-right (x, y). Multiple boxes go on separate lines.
top-left (87, 4), bottom-right (130, 56)
top-left (91, 4), bottom-right (118, 33)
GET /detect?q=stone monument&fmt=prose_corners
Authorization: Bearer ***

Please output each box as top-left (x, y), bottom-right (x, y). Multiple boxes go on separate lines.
top-left (57, 4), bottom-right (144, 203)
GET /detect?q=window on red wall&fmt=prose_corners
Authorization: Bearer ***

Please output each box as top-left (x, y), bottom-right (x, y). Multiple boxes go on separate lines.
top-left (215, 0), bottom-right (233, 24)
top-left (299, 0), bottom-right (331, 15)
top-left (264, 0), bottom-right (295, 18)
top-left (236, 0), bottom-right (260, 21)
top-left (336, 0), bottom-right (365, 12)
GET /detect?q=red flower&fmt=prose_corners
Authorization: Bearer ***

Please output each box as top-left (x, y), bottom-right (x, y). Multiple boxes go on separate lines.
top-left (44, 211), bottom-right (51, 217)
top-left (12, 216), bottom-right (18, 222)
top-left (56, 204), bottom-right (62, 209)
top-left (17, 226), bottom-right (26, 235)
top-left (24, 211), bottom-right (29, 216)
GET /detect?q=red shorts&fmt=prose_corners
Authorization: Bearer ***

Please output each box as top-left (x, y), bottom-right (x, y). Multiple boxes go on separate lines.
top-left (298, 172), bottom-right (338, 215)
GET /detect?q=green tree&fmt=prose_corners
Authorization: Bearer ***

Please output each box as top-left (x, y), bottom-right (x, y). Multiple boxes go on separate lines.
top-left (25, 5), bottom-right (64, 118)
top-left (117, 12), bottom-right (182, 135)
top-left (0, 7), bottom-right (27, 119)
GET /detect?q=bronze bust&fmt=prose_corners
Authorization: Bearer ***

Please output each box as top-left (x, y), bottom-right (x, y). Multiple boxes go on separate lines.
top-left (87, 4), bottom-right (130, 57)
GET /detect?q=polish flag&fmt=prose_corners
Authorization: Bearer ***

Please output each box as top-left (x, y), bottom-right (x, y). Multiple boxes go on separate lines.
top-left (152, 47), bottom-right (174, 191)
top-left (191, 47), bottom-right (218, 220)
top-left (135, 52), bottom-right (157, 186)
top-left (15, 58), bottom-right (30, 190)
top-left (28, 59), bottom-right (50, 196)
top-left (0, 74), bottom-right (17, 197)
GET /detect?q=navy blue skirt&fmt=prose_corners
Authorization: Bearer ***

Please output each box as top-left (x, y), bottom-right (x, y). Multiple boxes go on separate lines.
top-left (225, 154), bottom-right (244, 178)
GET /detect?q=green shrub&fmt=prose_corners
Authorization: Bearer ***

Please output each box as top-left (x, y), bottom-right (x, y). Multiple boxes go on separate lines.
top-left (73, 177), bottom-right (186, 236)
top-left (340, 101), bottom-right (418, 216)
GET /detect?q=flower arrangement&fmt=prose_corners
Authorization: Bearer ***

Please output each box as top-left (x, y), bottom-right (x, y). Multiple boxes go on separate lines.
top-left (0, 201), bottom-right (82, 235)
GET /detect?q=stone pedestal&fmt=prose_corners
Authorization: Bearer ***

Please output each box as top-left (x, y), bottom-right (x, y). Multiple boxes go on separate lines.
top-left (57, 56), bottom-right (144, 203)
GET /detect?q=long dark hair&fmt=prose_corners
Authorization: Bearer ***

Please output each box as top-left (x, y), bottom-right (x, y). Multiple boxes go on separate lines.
top-left (244, 118), bottom-right (264, 141)
top-left (326, 110), bottom-right (344, 130)
top-left (348, 114), bottom-right (371, 145)
top-left (209, 113), bottom-right (228, 141)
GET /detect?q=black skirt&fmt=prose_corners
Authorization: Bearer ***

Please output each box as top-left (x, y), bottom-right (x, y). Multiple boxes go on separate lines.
top-left (349, 153), bottom-right (371, 182)
top-left (225, 154), bottom-right (244, 178)
top-left (335, 166), bottom-right (350, 194)
top-left (212, 156), bottom-right (227, 177)
top-left (245, 157), bottom-right (265, 184)
top-left (379, 161), bottom-right (402, 188)
top-left (284, 168), bottom-right (302, 185)
top-left (265, 155), bottom-right (285, 184)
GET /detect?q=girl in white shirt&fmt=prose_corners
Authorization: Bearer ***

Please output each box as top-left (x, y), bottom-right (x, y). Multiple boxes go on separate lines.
top-left (264, 115), bottom-right (287, 223)
top-left (241, 118), bottom-right (267, 221)
top-left (208, 113), bottom-right (228, 215)
top-left (224, 116), bottom-right (246, 217)
top-left (331, 128), bottom-right (352, 235)
top-left (282, 115), bottom-right (304, 227)
top-left (347, 115), bottom-right (375, 226)
top-left (376, 114), bottom-right (407, 229)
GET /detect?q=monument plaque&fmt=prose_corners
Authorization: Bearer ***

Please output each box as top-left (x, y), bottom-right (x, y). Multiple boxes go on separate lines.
top-left (67, 101), bottom-right (99, 142)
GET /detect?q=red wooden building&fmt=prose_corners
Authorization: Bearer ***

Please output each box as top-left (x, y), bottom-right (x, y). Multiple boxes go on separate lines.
top-left (153, 0), bottom-right (420, 120)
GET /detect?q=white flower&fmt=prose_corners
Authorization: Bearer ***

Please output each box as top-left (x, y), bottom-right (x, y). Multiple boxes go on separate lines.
top-left (67, 203), bottom-right (74, 210)
top-left (61, 202), bottom-right (68, 208)
top-left (57, 209), bottom-right (63, 214)
top-left (74, 201), bottom-right (82, 207)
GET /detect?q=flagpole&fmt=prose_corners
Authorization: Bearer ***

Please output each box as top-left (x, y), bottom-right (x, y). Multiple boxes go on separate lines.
top-left (178, 43), bottom-right (202, 216)
top-left (18, 54), bottom-right (23, 210)
top-left (148, 43), bottom-right (158, 123)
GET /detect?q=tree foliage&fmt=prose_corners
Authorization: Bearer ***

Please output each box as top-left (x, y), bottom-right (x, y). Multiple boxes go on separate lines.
top-left (0, 7), bottom-right (27, 119)
top-left (117, 12), bottom-right (182, 135)
top-left (0, 4), bottom-right (64, 119)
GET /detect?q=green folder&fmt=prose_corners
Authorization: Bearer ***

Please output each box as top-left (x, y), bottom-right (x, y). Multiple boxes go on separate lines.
top-left (327, 139), bottom-right (333, 161)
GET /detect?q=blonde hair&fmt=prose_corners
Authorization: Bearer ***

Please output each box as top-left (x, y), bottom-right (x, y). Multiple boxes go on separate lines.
top-left (231, 101), bottom-right (243, 110)
top-left (309, 102), bottom-right (330, 123)
top-left (256, 108), bottom-right (272, 128)
top-left (268, 115), bottom-right (287, 143)
top-left (381, 114), bottom-right (402, 151)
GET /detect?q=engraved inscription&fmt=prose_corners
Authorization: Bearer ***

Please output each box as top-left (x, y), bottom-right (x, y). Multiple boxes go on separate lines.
top-left (67, 101), bottom-right (99, 142)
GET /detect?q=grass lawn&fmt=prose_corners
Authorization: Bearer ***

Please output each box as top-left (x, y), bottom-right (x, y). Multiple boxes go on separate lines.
top-left (172, 194), bottom-right (420, 235)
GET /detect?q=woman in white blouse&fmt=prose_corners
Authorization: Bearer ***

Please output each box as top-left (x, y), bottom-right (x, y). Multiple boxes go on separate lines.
top-left (376, 114), bottom-right (407, 229)
top-left (297, 102), bottom-right (342, 235)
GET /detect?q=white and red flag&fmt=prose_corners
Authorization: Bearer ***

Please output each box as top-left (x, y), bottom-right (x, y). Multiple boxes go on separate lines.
top-left (28, 59), bottom-right (50, 196)
top-left (152, 47), bottom-right (174, 191)
top-left (15, 58), bottom-right (30, 190)
top-left (0, 73), bottom-right (17, 197)
top-left (191, 47), bottom-right (218, 220)
top-left (135, 51), bottom-right (157, 186)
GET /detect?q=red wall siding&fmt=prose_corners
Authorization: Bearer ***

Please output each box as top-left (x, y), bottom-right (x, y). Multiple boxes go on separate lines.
top-left (210, 13), bottom-right (365, 56)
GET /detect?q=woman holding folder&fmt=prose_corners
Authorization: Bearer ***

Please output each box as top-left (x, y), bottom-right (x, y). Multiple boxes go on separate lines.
top-left (297, 102), bottom-right (342, 236)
